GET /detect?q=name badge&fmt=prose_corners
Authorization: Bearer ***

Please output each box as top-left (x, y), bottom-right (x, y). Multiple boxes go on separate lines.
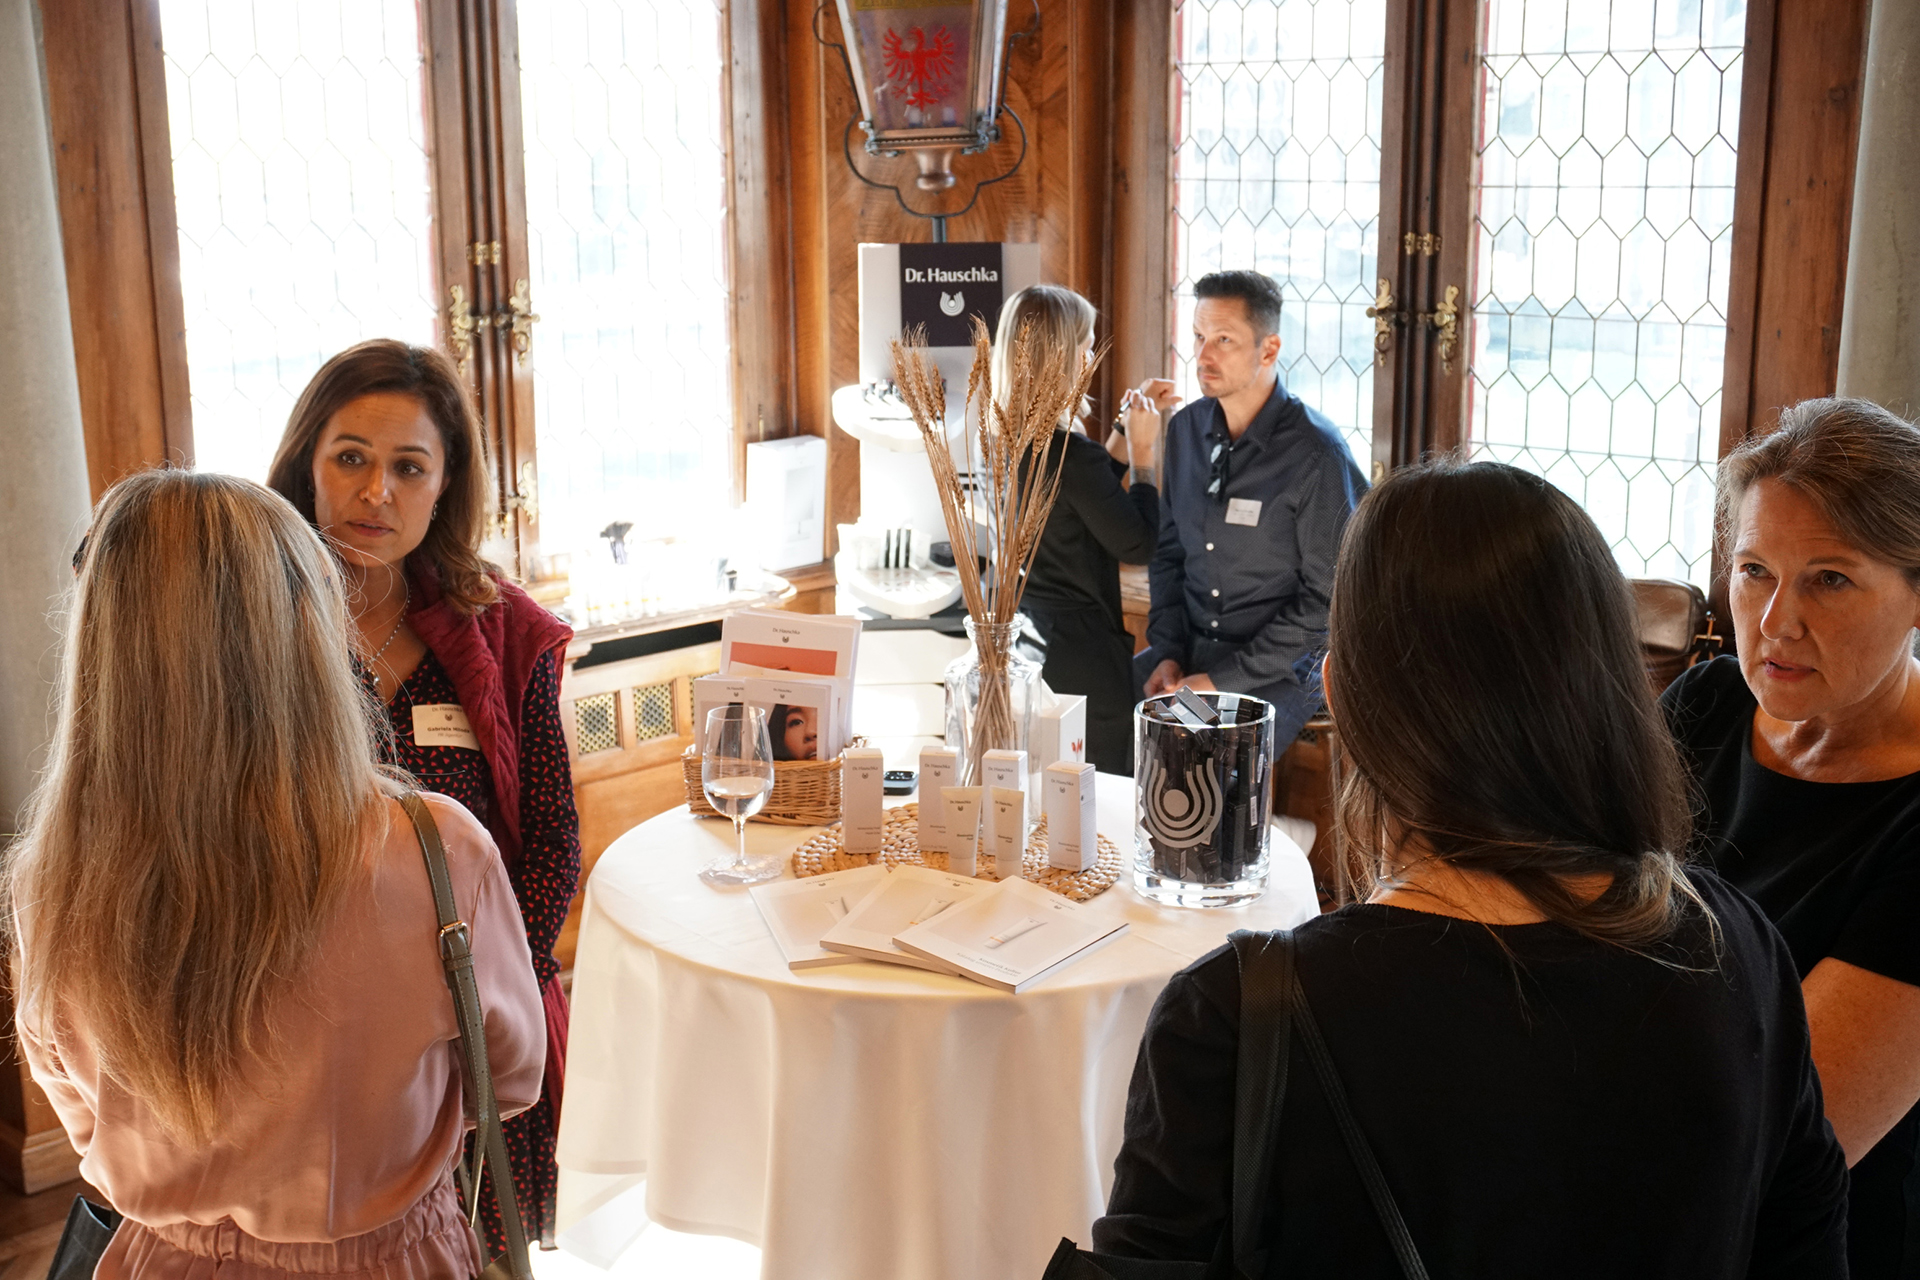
top-left (1225, 498), bottom-right (1262, 527)
top-left (412, 704), bottom-right (481, 751)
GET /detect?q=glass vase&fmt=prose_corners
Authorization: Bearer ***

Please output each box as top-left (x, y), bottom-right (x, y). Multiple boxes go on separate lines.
top-left (943, 615), bottom-right (1043, 785)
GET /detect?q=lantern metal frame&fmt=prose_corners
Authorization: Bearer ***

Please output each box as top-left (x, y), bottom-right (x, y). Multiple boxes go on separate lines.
top-left (814, 1), bottom-right (1037, 241)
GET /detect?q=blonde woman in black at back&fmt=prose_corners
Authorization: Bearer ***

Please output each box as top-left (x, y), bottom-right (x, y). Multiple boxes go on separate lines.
top-left (999, 284), bottom-right (1176, 774)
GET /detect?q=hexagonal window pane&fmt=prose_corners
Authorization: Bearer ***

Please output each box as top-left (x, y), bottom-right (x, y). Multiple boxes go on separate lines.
top-left (1172, 0), bottom-right (1382, 470)
top-left (1468, 0), bottom-right (1746, 588)
top-left (161, 0), bottom-right (436, 481)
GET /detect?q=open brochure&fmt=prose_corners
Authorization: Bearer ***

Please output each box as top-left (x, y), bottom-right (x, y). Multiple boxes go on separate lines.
top-left (748, 865), bottom-right (888, 971)
top-left (893, 876), bottom-right (1129, 993)
top-left (818, 865), bottom-right (993, 974)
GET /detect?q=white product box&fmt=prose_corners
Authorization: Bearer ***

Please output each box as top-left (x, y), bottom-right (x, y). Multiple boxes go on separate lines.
top-left (1031, 692), bottom-right (1088, 789)
top-left (981, 749), bottom-right (1028, 801)
top-left (918, 746), bottom-right (958, 854)
top-left (987, 785), bottom-right (1027, 881)
top-left (944, 787), bottom-right (982, 876)
top-left (1043, 761), bottom-right (1099, 872)
top-left (841, 747), bottom-right (886, 854)
top-left (745, 435), bottom-right (827, 571)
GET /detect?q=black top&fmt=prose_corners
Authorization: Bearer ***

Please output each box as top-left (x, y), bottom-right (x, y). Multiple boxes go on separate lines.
top-left (1021, 427), bottom-right (1159, 628)
top-left (1145, 376), bottom-right (1364, 703)
top-left (1093, 872), bottom-right (1848, 1278)
top-left (1664, 655), bottom-right (1920, 1277)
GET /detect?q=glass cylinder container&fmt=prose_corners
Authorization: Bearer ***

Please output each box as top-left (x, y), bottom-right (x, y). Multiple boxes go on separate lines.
top-left (943, 615), bottom-right (1042, 785)
top-left (1134, 691), bottom-right (1275, 908)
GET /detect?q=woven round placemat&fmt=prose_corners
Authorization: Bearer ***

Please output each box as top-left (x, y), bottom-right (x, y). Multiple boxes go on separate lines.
top-left (790, 802), bottom-right (1125, 901)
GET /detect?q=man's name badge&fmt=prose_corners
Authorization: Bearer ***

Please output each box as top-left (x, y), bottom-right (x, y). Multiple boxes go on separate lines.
top-left (413, 703), bottom-right (481, 750)
top-left (1225, 498), bottom-right (1262, 527)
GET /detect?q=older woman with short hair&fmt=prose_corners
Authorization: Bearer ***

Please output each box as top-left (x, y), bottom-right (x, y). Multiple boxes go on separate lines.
top-left (1664, 396), bottom-right (1920, 1278)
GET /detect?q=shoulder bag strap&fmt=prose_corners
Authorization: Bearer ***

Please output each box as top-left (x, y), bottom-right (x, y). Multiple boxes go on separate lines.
top-left (399, 792), bottom-right (534, 1280)
top-left (1227, 930), bottom-right (1294, 1279)
top-left (1290, 970), bottom-right (1430, 1280)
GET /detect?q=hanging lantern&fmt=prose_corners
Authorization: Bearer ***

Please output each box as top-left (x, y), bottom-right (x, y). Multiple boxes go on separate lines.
top-left (833, 0), bottom-right (1012, 192)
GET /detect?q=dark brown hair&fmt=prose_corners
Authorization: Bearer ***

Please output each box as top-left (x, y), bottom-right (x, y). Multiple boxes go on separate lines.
top-left (267, 339), bottom-right (499, 615)
top-left (1329, 459), bottom-right (1704, 951)
top-left (1717, 396), bottom-right (1920, 590)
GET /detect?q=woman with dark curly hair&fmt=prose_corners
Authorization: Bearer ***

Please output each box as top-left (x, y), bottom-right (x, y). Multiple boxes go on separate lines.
top-left (269, 339), bottom-right (579, 1250)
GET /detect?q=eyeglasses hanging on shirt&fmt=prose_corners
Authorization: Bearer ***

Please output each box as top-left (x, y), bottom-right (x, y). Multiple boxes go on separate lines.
top-left (1206, 435), bottom-right (1231, 503)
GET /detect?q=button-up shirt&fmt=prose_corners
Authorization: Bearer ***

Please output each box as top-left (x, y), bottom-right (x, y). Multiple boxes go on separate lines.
top-left (1146, 375), bottom-right (1366, 729)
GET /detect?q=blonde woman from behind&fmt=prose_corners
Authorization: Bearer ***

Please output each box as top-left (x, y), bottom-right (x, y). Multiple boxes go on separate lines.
top-left (7, 469), bottom-right (544, 1280)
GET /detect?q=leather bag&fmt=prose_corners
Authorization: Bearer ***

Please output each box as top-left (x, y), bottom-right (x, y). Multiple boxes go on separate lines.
top-left (400, 792), bottom-right (534, 1280)
top-left (1039, 930), bottom-right (1429, 1280)
top-left (1630, 578), bottom-right (1722, 694)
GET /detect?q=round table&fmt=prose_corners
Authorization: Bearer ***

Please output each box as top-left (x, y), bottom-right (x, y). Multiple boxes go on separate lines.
top-left (554, 772), bottom-right (1317, 1280)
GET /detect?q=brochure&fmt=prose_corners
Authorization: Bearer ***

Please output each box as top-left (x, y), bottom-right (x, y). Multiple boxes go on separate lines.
top-left (818, 865), bottom-right (993, 974)
top-left (748, 865), bottom-right (888, 971)
top-left (893, 876), bottom-right (1129, 994)
top-left (693, 673), bottom-right (842, 761)
top-left (719, 609), bottom-right (863, 757)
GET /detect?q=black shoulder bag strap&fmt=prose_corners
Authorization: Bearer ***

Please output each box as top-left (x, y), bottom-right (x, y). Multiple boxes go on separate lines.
top-left (400, 792), bottom-right (534, 1280)
top-left (1225, 931), bottom-right (1293, 1279)
top-left (1231, 930), bottom-right (1430, 1280)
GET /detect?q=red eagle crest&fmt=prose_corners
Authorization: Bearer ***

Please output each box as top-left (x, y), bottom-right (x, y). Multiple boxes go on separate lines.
top-left (881, 25), bottom-right (959, 109)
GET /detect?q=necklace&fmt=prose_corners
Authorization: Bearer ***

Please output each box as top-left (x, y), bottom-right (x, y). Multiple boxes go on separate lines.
top-left (359, 581), bottom-right (411, 675)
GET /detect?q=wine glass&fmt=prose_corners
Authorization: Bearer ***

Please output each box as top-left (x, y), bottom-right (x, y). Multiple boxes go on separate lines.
top-left (699, 705), bottom-right (781, 886)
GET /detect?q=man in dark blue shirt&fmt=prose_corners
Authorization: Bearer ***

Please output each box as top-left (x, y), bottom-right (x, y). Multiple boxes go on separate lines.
top-left (1136, 270), bottom-right (1367, 743)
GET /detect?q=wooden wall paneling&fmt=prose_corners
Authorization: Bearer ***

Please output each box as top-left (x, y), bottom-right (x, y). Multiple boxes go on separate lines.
top-left (423, 0), bottom-right (479, 403)
top-left (1108, 0), bottom-right (1173, 412)
top-left (489, 0), bottom-right (539, 573)
top-left (1714, 0), bottom-right (1870, 609)
top-left (723, 0), bottom-right (797, 505)
top-left (791, 0), bottom-right (1119, 540)
top-left (40, 0), bottom-right (194, 498)
top-left (1372, 0), bottom-right (1420, 473)
top-left (1720, 0), bottom-right (1871, 455)
top-left (1419, 0), bottom-right (1480, 459)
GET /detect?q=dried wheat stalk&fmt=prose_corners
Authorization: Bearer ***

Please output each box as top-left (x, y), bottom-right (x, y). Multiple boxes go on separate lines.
top-left (891, 317), bottom-right (1108, 780)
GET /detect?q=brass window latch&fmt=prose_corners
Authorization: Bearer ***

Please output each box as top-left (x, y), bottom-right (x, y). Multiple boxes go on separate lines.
top-left (1364, 278), bottom-right (1407, 366)
top-left (496, 461), bottom-right (540, 540)
top-left (446, 279), bottom-right (541, 373)
top-left (1402, 231), bottom-right (1441, 256)
top-left (1425, 285), bottom-right (1460, 374)
top-left (1365, 280), bottom-right (1462, 374)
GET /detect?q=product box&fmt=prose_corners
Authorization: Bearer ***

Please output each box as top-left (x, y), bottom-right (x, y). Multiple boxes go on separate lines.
top-left (1031, 692), bottom-right (1088, 789)
top-left (980, 749), bottom-right (1028, 803)
top-left (1043, 761), bottom-right (1099, 872)
top-left (918, 746), bottom-right (958, 855)
top-left (840, 747), bottom-right (886, 853)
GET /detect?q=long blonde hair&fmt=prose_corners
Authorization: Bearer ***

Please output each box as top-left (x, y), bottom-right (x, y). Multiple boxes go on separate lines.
top-left (7, 469), bottom-right (392, 1141)
top-left (992, 285), bottom-right (1097, 429)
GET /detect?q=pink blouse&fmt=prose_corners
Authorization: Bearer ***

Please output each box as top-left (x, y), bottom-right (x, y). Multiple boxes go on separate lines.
top-left (16, 794), bottom-right (545, 1278)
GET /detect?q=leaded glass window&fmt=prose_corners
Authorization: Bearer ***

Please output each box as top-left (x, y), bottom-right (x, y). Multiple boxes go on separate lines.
top-left (1170, 0), bottom-right (1386, 466)
top-left (1467, 0), bottom-right (1748, 586)
top-left (159, 0), bottom-right (438, 480)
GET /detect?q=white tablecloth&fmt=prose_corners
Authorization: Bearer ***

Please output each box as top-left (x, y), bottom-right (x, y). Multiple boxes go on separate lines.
top-left (555, 772), bottom-right (1316, 1280)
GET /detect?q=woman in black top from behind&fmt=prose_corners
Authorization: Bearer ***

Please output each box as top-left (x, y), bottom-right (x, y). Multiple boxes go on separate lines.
top-left (999, 285), bottom-right (1172, 773)
top-left (1664, 397), bottom-right (1920, 1278)
top-left (1094, 460), bottom-right (1848, 1277)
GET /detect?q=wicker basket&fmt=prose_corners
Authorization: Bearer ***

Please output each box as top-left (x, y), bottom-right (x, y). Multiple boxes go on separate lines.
top-left (682, 743), bottom-right (850, 826)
